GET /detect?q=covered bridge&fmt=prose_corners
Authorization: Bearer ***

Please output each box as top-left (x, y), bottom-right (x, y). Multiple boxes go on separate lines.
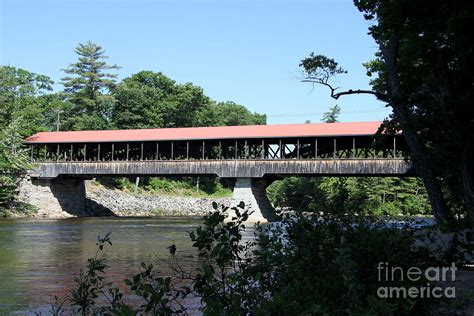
top-left (21, 122), bottom-right (413, 222)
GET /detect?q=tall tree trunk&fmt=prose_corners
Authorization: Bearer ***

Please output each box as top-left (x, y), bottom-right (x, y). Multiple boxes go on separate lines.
top-left (381, 36), bottom-right (454, 223)
top-left (395, 121), bottom-right (452, 223)
top-left (460, 151), bottom-right (474, 220)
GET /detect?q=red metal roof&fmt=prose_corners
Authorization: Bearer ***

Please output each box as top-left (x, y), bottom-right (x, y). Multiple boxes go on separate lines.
top-left (25, 121), bottom-right (382, 144)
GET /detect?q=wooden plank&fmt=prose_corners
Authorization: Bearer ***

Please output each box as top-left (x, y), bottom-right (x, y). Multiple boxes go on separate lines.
top-left (352, 137), bottom-right (355, 158)
top-left (245, 140), bottom-right (248, 159)
top-left (315, 138), bottom-right (318, 159)
top-left (279, 139), bottom-right (283, 159)
top-left (393, 136), bottom-right (397, 158)
top-left (202, 141), bottom-right (205, 160)
top-left (297, 139), bottom-right (300, 159)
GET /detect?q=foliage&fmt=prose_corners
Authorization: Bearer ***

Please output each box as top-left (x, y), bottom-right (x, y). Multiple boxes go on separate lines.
top-left (253, 214), bottom-right (434, 314)
top-left (112, 71), bottom-right (208, 129)
top-left (65, 232), bottom-right (186, 315)
top-left (190, 202), bottom-right (267, 314)
top-left (112, 177), bottom-right (137, 192)
top-left (70, 232), bottom-right (113, 315)
top-left (0, 67), bottom-right (45, 209)
top-left (123, 262), bottom-right (186, 314)
top-left (110, 176), bottom-right (232, 198)
top-left (300, 53), bottom-right (347, 85)
top-left (52, 202), bottom-right (470, 315)
top-left (267, 176), bottom-right (431, 216)
top-left (0, 66), bottom-right (53, 136)
top-left (0, 118), bottom-right (32, 208)
top-left (0, 175), bottom-right (17, 208)
top-left (321, 104), bottom-right (341, 123)
top-left (112, 71), bottom-right (265, 129)
top-left (199, 101), bottom-right (267, 126)
top-left (191, 205), bottom-right (469, 315)
top-left (60, 41), bottom-right (120, 130)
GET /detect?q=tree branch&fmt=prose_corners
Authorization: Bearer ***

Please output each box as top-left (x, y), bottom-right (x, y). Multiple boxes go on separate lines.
top-left (301, 79), bottom-right (389, 103)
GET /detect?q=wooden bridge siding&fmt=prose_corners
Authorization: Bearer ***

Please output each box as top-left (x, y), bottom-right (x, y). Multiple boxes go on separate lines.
top-left (29, 159), bottom-right (415, 179)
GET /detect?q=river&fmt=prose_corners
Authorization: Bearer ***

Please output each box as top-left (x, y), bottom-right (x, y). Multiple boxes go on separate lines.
top-left (0, 217), bottom-right (210, 314)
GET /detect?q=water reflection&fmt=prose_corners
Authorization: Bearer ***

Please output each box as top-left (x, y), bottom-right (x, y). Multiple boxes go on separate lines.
top-left (0, 217), bottom-right (204, 314)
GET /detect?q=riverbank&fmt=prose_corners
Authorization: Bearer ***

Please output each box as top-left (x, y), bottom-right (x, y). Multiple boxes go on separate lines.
top-left (86, 180), bottom-right (230, 217)
top-left (5, 180), bottom-right (230, 218)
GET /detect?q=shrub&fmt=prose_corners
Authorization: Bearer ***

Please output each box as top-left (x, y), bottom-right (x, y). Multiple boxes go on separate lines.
top-left (112, 177), bottom-right (135, 192)
top-left (54, 203), bottom-right (469, 315)
top-left (146, 177), bottom-right (175, 192)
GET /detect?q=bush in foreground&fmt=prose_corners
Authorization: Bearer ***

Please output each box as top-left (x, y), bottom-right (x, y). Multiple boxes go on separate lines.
top-left (49, 203), bottom-right (471, 315)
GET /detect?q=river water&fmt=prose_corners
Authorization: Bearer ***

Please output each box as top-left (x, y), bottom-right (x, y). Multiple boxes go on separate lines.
top-left (0, 217), bottom-right (209, 314)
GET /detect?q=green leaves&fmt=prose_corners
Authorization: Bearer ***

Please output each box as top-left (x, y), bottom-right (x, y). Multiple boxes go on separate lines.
top-left (60, 41), bottom-right (120, 130)
top-left (267, 176), bottom-right (431, 217)
top-left (188, 202), bottom-right (266, 314)
top-left (0, 118), bottom-right (32, 208)
top-left (111, 71), bottom-right (266, 130)
top-left (299, 53), bottom-right (347, 84)
top-left (321, 104), bottom-right (341, 123)
top-left (61, 41), bottom-right (120, 95)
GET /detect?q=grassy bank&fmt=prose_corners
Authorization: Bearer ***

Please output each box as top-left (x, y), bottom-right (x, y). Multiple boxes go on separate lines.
top-left (0, 202), bottom-right (37, 218)
top-left (97, 176), bottom-right (233, 198)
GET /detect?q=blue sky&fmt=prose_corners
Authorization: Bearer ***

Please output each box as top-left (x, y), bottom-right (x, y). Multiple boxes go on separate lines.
top-left (0, 0), bottom-right (389, 124)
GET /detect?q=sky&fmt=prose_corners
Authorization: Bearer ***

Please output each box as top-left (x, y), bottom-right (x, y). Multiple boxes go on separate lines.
top-left (0, 0), bottom-right (389, 125)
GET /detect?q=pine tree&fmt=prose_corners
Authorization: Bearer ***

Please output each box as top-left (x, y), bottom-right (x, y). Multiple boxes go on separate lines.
top-left (61, 41), bottom-right (120, 130)
top-left (321, 104), bottom-right (340, 123)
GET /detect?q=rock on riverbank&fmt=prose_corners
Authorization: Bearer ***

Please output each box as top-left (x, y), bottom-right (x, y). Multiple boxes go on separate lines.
top-left (86, 181), bottom-right (230, 217)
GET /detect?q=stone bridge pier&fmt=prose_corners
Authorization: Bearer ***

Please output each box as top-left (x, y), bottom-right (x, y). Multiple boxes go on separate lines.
top-left (228, 178), bottom-right (276, 223)
top-left (18, 176), bottom-right (87, 217)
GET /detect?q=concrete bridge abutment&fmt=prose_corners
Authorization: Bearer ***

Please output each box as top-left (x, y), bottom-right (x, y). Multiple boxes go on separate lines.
top-left (18, 176), bottom-right (87, 217)
top-left (228, 178), bottom-right (276, 223)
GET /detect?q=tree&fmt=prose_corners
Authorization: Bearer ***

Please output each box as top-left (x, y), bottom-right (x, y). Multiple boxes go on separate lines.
top-left (321, 104), bottom-right (340, 123)
top-left (61, 41), bottom-right (120, 130)
top-left (0, 118), bottom-right (31, 208)
top-left (199, 101), bottom-right (266, 126)
top-left (300, 1), bottom-right (474, 223)
top-left (112, 71), bottom-right (266, 129)
top-left (112, 71), bottom-right (211, 129)
top-left (0, 66), bottom-right (53, 136)
top-left (0, 66), bottom-right (53, 209)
